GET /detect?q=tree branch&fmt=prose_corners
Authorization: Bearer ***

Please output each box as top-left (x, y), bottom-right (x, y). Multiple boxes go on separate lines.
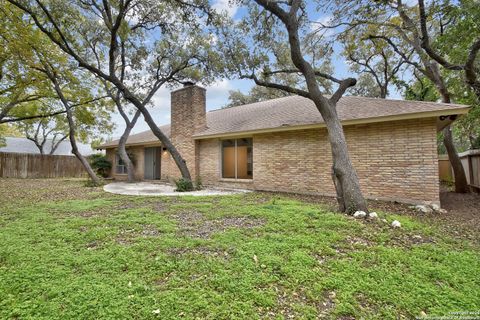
top-left (241, 73), bottom-right (310, 98)
top-left (417, 0), bottom-right (463, 71)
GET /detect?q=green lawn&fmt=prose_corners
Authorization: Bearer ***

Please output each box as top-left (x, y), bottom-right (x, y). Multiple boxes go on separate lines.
top-left (0, 179), bottom-right (479, 319)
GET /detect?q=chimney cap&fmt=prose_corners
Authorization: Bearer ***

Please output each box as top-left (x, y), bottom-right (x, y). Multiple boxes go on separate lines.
top-left (183, 81), bottom-right (195, 87)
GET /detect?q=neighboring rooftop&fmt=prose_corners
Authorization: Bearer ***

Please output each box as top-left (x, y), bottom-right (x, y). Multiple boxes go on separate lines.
top-left (99, 95), bottom-right (469, 148)
top-left (0, 137), bottom-right (95, 156)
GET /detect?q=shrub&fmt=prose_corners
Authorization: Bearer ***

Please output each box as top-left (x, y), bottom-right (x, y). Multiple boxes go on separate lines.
top-left (89, 154), bottom-right (112, 178)
top-left (175, 178), bottom-right (194, 192)
top-left (84, 179), bottom-right (104, 188)
top-left (194, 176), bottom-right (203, 190)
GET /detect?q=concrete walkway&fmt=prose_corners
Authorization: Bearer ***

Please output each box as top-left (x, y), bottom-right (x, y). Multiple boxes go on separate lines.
top-left (103, 182), bottom-right (250, 196)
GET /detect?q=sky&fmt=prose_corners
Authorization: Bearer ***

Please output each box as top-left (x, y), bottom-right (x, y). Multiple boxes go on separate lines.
top-left (107, 0), bottom-right (402, 139)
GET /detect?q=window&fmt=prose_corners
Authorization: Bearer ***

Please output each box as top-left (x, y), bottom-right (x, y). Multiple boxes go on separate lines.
top-left (115, 154), bottom-right (127, 174)
top-left (222, 138), bottom-right (253, 179)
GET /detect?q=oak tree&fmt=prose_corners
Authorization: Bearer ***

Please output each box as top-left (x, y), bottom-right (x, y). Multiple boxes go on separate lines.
top-left (219, 0), bottom-right (368, 213)
top-left (7, 0), bottom-right (222, 189)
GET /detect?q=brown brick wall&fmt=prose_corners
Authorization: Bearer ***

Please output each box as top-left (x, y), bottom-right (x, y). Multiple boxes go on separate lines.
top-left (196, 118), bottom-right (440, 204)
top-left (160, 149), bottom-right (180, 182)
top-left (105, 146), bottom-right (147, 180)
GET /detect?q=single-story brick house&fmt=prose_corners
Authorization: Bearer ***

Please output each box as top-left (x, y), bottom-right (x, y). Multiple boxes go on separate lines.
top-left (99, 83), bottom-right (469, 205)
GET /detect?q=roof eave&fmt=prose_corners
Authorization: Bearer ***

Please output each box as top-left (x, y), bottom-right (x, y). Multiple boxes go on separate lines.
top-left (192, 107), bottom-right (470, 140)
top-left (97, 141), bottom-right (163, 149)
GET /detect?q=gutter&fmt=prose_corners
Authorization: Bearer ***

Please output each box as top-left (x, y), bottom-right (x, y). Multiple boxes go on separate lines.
top-left (192, 107), bottom-right (470, 140)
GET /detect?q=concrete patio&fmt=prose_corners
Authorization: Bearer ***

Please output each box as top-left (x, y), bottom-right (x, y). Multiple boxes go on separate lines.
top-left (103, 182), bottom-right (250, 196)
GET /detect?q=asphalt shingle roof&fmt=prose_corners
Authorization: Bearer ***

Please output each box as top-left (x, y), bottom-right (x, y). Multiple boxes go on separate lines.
top-left (0, 137), bottom-right (95, 156)
top-left (99, 95), bottom-right (469, 148)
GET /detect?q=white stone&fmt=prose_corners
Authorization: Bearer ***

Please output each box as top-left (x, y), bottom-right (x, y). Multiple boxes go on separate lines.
top-left (353, 211), bottom-right (367, 218)
top-left (438, 208), bottom-right (448, 214)
top-left (415, 205), bottom-right (433, 214)
top-left (369, 212), bottom-right (378, 219)
top-left (391, 220), bottom-right (401, 228)
top-left (430, 203), bottom-right (441, 211)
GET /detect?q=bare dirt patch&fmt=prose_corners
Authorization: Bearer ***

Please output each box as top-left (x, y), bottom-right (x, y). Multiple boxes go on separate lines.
top-left (0, 179), bottom-right (103, 208)
top-left (387, 233), bottom-right (436, 248)
top-left (152, 202), bottom-right (168, 212)
top-left (86, 240), bottom-right (101, 250)
top-left (171, 211), bottom-right (266, 239)
top-left (114, 202), bottom-right (142, 210)
top-left (166, 246), bottom-right (233, 259)
top-left (258, 285), bottom-right (336, 319)
top-left (115, 224), bottom-right (164, 245)
top-left (282, 192), bottom-right (414, 215)
top-left (436, 190), bottom-right (480, 240)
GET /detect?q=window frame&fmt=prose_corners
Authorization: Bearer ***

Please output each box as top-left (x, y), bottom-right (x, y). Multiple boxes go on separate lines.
top-left (221, 138), bottom-right (253, 180)
top-left (115, 153), bottom-right (128, 175)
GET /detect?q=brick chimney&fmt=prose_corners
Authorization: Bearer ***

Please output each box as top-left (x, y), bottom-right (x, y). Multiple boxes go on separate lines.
top-left (169, 82), bottom-right (206, 179)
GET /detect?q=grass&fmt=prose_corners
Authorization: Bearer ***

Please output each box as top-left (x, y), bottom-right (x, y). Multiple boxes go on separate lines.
top-left (0, 179), bottom-right (479, 319)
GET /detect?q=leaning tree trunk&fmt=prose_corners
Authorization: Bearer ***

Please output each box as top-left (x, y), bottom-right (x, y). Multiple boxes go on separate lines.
top-left (443, 124), bottom-right (468, 193)
top-left (321, 102), bottom-right (369, 213)
top-left (68, 129), bottom-right (100, 184)
top-left (64, 107), bottom-right (100, 184)
top-left (439, 92), bottom-right (469, 193)
top-left (117, 110), bottom-right (141, 183)
top-left (46, 70), bottom-right (100, 184)
top-left (117, 86), bottom-right (193, 183)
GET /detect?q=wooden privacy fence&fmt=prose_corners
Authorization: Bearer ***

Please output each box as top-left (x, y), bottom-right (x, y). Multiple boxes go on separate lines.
top-left (0, 152), bottom-right (87, 178)
top-left (438, 149), bottom-right (480, 192)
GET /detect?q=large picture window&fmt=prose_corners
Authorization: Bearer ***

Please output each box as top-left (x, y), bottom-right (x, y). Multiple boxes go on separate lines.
top-left (222, 138), bottom-right (253, 179)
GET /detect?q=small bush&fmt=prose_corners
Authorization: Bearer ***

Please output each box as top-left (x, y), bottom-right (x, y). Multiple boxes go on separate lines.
top-left (175, 178), bottom-right (194, 192)
top-left (84, 179), bottom-right (104, 188)
top-left (89, 154), bottom-right (112, 178)
top-left (194, 176), bottom-right (203, 190)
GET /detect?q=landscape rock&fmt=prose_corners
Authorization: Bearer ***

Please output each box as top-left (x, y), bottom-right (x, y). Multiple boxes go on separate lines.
top-left (368, 212), bottom-right (378, 219)
top-left (353, 211), bottom-right (367, 218)
top-left (430, 203), bottom-right (441, 211)
top-left (438, 208), bottom-right (448, 214)
top-left (415, 205), bottom-right (433, 214)
top-left (391, 220), bottom-right (401, 228)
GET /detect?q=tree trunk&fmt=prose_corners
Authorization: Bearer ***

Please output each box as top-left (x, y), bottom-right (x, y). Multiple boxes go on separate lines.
top-left (115, 86), bottom-right (193, 183)
top-left (380, 85), bottom-right (387, 99)
top-left (69, 132), bottom-right (99, 184)
top-left (322, 103), bottom-right (369, 213)
top-left (64, 108), bottom-right (99, 184)
top-left (438, 91), bottom-right (469, 193)
top-left (263, 1), bottom-right (369, 214)
top-left (117, 110), bottom-right (141, 183)
top-left (46, 68), bottom-right (100, 184)
top-left (443, 124), bottom-right (468, 193)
